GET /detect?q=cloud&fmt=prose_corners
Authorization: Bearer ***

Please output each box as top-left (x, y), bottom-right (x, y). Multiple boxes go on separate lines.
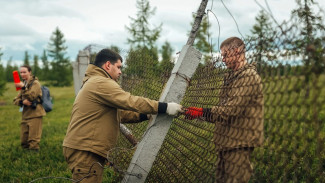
top-left (1, 0), bottom-right (324, 64)
top-left (0, 0), bottom-right (83, 18)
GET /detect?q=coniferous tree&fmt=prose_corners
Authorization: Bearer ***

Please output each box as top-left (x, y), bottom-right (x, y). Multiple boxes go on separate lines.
top-left (33, 55), bottom-right (41, 77)
top-left (23, 51), bottom-right (30, 66)
top-left (159, 41), bottom-right (174, 77)
top-left (126, 0), bottom-right (162, 50)
top-left (247, 10), bottom-right (276, 73)
top-left (0, 48), bottom-right (6, 96)
top-left (109, 45), bottom-right (121, 54)
top-left (47, 27), bottom-right (72, 86)
top-left (291, 0), bottom-right (325, 96)
top-left (41, 50), bottom-right (49, 80)
top-left (5, 57), bottom-right (14, 82)
top-left (190, 15), bottom-right (215, 65)
top-left (125, 0), bottom-right (161, 77)
top-left (291, 0), bottom-right (325, 71)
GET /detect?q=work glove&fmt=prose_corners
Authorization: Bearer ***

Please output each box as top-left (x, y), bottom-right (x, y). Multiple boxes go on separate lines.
top-left (185, 107), bottom-right (203, 120)
top-left (166, 102), bottom-right (183, 116)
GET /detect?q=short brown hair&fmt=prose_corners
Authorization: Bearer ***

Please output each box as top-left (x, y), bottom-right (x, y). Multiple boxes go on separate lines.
top-left (220, 37), bottom-right (245, 49)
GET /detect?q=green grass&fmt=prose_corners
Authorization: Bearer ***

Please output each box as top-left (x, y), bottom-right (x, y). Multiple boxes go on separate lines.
top-left (0, 83), bottom-right (115, 182)
top-left (1, 70), bottom-right (324, 182)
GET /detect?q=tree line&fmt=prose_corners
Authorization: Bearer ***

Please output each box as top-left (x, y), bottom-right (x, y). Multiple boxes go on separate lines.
top-left (0, 0), bottom-right (324, 96)
top-left (0, 27), bottom-right (72, 89)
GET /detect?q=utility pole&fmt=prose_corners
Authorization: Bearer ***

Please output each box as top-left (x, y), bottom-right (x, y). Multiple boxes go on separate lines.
top-left (123, 0), bottom-right (208, 182)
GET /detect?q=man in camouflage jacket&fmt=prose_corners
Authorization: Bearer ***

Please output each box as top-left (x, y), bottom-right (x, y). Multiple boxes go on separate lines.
top-left (185, 37), bottom-right (264, 183)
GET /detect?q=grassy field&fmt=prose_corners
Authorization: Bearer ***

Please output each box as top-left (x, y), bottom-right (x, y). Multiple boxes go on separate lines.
top-left (1, 71), bottom-right (324, 182)
top-left (0, 83), bottom-right (115, 182)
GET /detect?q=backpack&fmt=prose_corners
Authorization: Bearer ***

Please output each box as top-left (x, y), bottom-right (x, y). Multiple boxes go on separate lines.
top-left (28, 79), bottom-right (53, 112)
top-left (40, 86), bottom-right (53, 112)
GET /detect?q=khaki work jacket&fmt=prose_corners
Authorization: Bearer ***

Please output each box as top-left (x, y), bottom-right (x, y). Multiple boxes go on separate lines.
top-left (13, 76), bottom-right (46, 120)
top-left (208, 63), bottom-right (264, 150)
top-left (63, 64), bottom-right (160, 158)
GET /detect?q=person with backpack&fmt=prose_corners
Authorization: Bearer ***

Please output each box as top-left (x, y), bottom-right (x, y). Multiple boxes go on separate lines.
top-left (13, 65), bottom-right (46, 152)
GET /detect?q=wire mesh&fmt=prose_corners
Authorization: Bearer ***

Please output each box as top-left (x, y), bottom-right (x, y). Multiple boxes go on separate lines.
top-left (86, 17), bottom-right (324, 182)
top-left (147, 19), bottom-right (324, 182)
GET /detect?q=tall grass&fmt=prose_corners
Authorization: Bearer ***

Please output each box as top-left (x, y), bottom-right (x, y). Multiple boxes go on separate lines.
top-left (0, 83), bottom-right (115, 182)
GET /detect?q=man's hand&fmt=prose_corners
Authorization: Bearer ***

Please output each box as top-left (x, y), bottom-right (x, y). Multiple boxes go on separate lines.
top-left (184, 107), bottom-right (203, 120)
top-left (166, 102), bottom-right (183, 116)
top-left (22, 99), bottom-right (32, 106)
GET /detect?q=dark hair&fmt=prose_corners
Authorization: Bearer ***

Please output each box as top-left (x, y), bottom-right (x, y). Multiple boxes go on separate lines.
top-left (21, 65), bottom-right (32, 72)
top-left (94, 49), bottom-right (123, 67)
top-left (220, 37), bottom-right (245, 49)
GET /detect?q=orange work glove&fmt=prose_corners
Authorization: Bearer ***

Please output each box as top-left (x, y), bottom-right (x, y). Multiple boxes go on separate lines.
top-left (185, 107), bottom-right (203, 120)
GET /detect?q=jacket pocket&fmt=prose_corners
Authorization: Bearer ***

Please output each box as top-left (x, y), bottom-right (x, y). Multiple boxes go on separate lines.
top-left (72, 166), bottom-right (101, 182)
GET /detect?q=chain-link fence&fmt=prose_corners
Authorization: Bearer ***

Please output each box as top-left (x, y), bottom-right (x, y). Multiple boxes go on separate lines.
top-left (86, 16), bottom-right (324, 182)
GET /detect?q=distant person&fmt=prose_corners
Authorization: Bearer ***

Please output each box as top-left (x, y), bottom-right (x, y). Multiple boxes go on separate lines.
top-left (184, 37), bottom-right (264, 183)
top-left (13, 65), bottom-right (46, 152)
top-left (63, 49), bottom-right (183, 183)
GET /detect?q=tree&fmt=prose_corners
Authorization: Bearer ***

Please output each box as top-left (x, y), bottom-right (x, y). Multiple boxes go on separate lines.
top-left (23, 51), bottom-right (30, 66)
top-left (190, 14), bottom-right (214, 65)
top-left (247, 10), bottom-right (276, 72)
top-left (124, 47), bottom-right (159, 78)
top-left (33, 55), bottom-right (41, 77)
top-left (5, 57), bottom-right (16, 82)
top-left (159, 41), bottom-right (174, 77)
top-left (0, 48), bottom-right (6, 96)
top-left (291, 0), bottom-right (325, 96)
top-left (47, 27), bottom-right (72, 86)
top-left (126, 0), bottom-right (162, 50)
top-left (292, 0), bottom-right (325, 44)
top-left (41, 50), bottom-right (49, 80)
top-left (125, 0), bottom-right (161, 77)
top-left (109, 45), bottom-right (121, 53)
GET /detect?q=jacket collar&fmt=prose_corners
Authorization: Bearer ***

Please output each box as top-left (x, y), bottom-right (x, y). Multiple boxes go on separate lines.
top-left (83, 64), bottom-right (112, 84)
top-left (24, 75), bottom-right (37, 86)
top-left (224, 62), bottom-right (257, 84)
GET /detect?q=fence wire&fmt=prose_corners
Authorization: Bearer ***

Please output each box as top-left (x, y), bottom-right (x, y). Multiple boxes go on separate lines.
top-left (89, 17), bottom-right (324, 182)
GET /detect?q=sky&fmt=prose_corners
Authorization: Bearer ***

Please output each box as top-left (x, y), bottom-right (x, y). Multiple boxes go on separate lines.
top-left (0, 0), bottom-right (324, 66)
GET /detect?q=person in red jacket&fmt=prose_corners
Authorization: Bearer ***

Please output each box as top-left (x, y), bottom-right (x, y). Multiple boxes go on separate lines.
top-left (184, 37), bottom-right (264, 183)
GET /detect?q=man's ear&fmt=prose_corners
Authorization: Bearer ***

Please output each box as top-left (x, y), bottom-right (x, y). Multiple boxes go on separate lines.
top-left (105, 61), bottom-right (111, 70)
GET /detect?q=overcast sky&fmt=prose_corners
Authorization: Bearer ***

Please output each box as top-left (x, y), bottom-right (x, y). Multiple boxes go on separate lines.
top-left (0, 0), bottom-right (324, 65)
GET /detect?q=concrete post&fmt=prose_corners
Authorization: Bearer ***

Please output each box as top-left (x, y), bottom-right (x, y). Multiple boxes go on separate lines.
top-left (123, 45), bottom-right (202, 183)
top-left (72, 50), bottom-right (90, 95)
top-left (123, 0), bottom-right (208, 181)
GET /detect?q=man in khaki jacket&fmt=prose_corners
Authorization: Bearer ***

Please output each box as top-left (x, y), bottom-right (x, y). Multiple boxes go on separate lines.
top-left (63, 49), bottom-right (182, 182)
top-left (185, 37), bottom-right (264, 183)
top-left (14, 65), bottom-right (46, 151)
